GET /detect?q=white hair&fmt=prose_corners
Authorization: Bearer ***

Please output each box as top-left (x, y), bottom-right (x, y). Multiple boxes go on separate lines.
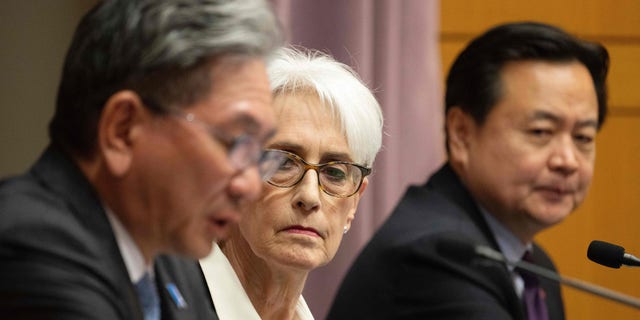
top-left (267, 47), bottom-right (384, 167)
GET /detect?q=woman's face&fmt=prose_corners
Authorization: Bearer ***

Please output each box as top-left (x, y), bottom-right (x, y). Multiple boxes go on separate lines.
top-left (237, 92), bottom-right (367, 271)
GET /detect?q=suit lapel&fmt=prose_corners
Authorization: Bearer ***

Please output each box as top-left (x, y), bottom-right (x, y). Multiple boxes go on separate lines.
top-left (31, 146), bottom-right (143, 320)
top-left (425, 164), bottom-right (501, 248)
top-left (425, 164), bottom-right (526, 319)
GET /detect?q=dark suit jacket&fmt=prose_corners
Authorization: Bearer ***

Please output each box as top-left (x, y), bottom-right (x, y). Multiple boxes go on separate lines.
top-left (0, 146), bottom-right (217, 319)
top-left (328, 164), bottom-right (564, 320)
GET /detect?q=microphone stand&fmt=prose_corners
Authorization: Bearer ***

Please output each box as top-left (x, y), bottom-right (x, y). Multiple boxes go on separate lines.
top-left (475, 246), bottom-right (640, 310)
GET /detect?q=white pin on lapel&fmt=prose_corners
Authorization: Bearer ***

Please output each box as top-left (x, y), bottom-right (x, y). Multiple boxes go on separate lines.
top-left (165, 283), bottom-right (188, 309)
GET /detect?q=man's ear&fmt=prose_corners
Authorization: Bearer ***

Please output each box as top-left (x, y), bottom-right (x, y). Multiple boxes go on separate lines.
top-left (97, 91), bottom-right (148, 177)
top-left (446, 107), bottom-right (475, 170)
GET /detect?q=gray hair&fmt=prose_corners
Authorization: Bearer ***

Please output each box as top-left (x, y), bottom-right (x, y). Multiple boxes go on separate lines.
top-left (267, 47), bottom-right (384, 167)
top-left (50, 0), bottom-right (282, 157)
top-left (137, 0), bottom-right (282, 69)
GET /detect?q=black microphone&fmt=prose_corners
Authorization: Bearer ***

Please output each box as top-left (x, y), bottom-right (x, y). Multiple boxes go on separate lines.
top-left (587, 240), bottom-right (640, 268)
top-left (437, 237), bottom-right (640, 310)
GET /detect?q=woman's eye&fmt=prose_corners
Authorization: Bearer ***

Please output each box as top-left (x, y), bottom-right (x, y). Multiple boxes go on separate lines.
top-left (323, 166), bottom-right (347, 181)
top-left (278, 158), bottom-right (296, 170)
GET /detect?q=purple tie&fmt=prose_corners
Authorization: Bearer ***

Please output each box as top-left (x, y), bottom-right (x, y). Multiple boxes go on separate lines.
top-left (519, 252), bottom-right (549, 320)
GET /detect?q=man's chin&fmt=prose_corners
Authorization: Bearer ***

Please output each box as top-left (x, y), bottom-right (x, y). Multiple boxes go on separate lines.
top-left (531, 208), bottom-right (573, 228)
top-left (174, 238), bottom-right (216, 260)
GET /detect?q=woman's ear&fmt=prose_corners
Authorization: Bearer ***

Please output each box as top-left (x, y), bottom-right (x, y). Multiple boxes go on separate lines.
top-left (446, 107), bottom-right (474, 171)
top-left (344, 176), bottom-right (369, 231)
top-left (97, 90), bottom-right (148, 177)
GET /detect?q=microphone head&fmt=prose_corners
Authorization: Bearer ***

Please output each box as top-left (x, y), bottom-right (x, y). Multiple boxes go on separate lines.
top-left (588, 240), bottom-right (625, 269)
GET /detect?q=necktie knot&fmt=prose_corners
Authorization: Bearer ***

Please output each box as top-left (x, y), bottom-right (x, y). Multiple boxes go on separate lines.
top-left (518, 251), bottom-right (540, 286)
top-left (517, 251), bottom-right (549, 320)
top-left (135, 272), bottom-right (160, 320)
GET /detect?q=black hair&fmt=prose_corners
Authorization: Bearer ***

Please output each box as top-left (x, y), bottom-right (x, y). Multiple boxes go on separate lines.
top-left (445, 21), bottom-right (609, 135)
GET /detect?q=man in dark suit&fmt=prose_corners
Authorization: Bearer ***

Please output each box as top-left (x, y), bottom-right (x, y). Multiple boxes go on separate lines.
top-left (328, 22), bottom-right (609, 320)
top-left (0, 0), bottom-right (283, 319)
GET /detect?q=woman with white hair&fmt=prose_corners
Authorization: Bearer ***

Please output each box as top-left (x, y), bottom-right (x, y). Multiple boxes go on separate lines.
top-left (200, 46), bottom-right (384, 319)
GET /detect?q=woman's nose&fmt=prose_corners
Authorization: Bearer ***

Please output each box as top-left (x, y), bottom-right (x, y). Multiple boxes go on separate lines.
top-left (293, 169), bottom-right (321, 211)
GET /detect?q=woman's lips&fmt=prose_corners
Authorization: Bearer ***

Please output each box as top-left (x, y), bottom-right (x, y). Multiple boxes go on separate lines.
top-left (283, 225), bottom-right (321, 237)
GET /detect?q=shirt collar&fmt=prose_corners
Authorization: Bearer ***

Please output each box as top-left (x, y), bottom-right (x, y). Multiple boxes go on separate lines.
top-left (479, 206), bottom-right (531, 271)
top-left (105, 206), bottom-right (152, 283)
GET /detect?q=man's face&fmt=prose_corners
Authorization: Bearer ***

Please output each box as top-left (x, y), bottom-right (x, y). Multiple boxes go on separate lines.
top-left (135, 58), bottom-right (275, 259)
top-left (452, 60), bottom-right (599, 241)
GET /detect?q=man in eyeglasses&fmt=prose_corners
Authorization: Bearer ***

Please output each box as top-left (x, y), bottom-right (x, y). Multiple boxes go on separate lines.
top-left (0, 0), bottom-right (283, 319)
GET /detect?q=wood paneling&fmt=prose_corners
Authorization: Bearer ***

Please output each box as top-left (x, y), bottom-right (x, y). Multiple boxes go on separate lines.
top-left (608, 45), bottom-right (640, 109)
top-left (441, 0), bottom-right (640, 39)
top-left (441, 1), bottom-right (640, 319)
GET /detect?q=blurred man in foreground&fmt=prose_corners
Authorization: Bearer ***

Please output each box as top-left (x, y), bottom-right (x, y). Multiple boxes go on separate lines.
top-left (0, 0), bottom-right (283, 319)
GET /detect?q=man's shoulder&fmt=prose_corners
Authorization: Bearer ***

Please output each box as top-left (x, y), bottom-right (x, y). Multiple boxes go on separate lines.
top-left (0, 169), bottom-right (85, 236)
top-left (0, 170), bottom-right (135, 319)
top-left (0, 154), bottom-right (121, 276)
top-left (0, 147), bottom-right (80, 219)
top-left (0, 147), bottom-right (107, 242)
top-left (330, 169), bottom-right (520, 319)
top-left (349, 181), bottom-right (489, 287)
top-left (370, 181), bottom-right (480, 249)
top-left (0, 172), bottom-right (75, 243)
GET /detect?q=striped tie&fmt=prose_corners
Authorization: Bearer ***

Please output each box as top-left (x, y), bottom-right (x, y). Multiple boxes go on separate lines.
top-left (135, 272), bottom-right (160, 320)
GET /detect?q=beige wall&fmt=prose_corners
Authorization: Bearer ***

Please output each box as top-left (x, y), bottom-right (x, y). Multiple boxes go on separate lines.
top-left (440, 1), bottom-right (640, 319)
top-left (0, 0), bottom-right (97, 177)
